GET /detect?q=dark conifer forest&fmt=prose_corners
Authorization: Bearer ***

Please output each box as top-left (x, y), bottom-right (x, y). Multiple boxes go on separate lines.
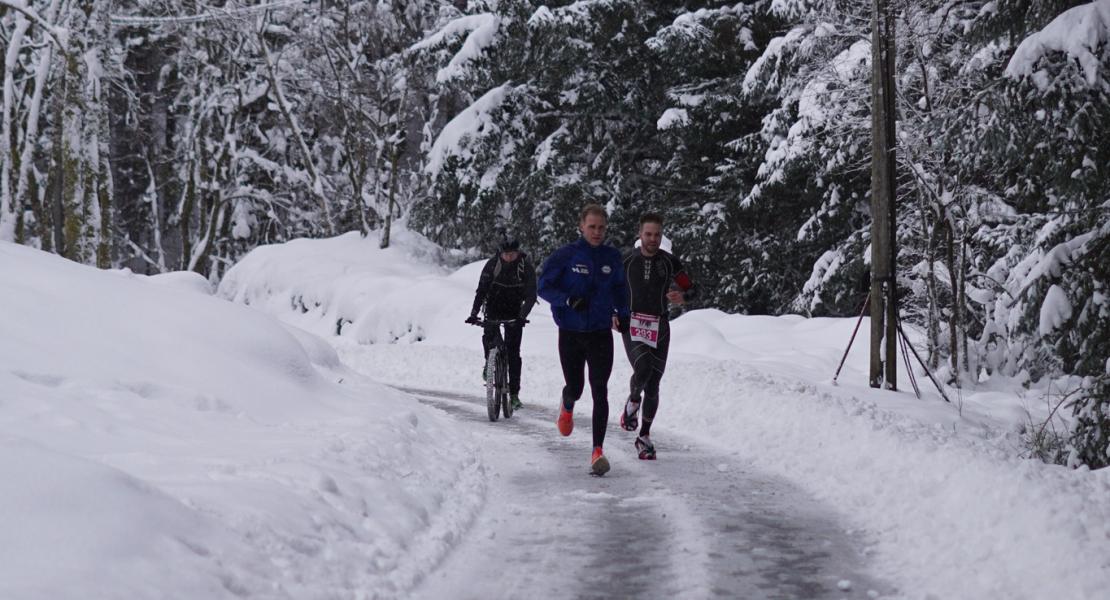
top-left (1, 0), bottom-right (1106, 466)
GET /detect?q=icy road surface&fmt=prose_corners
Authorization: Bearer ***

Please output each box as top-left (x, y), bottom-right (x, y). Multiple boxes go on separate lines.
top-left (401, 387), bottom-right (890, 600)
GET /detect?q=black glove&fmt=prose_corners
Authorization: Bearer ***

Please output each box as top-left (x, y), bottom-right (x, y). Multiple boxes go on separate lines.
top-left (567, 296), bottom-right (589, 313)
top-left (617, 314), bottom-right (630, 334)
top-left (465, 314), bottom-right (480, 325)
top-left (514, 317), bottom-right (528, 328)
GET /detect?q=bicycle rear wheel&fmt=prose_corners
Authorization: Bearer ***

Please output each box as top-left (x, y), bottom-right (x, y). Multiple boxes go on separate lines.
top-left (485, 348), bottom-right (500, 421)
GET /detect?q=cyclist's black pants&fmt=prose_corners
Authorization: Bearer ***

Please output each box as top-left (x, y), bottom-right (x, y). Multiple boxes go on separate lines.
top-left (558, 328), bottom-right (613, 449)
top-left (621, 318), bottom-right (670, 437)
top-left (483, 323), bottom-right (523, 394)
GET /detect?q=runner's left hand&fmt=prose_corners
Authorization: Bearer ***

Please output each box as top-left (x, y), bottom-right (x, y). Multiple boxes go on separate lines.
top-left (613, 315), bottom-right (629, 334)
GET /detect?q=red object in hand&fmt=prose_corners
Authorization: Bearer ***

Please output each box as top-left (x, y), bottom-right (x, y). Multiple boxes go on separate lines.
top-left (674, 271), bottom-right (693, 291)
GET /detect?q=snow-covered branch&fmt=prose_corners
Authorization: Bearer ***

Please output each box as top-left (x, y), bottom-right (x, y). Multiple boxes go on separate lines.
top-left (108, 0), bottom-right (310, 27)
top-left (426, 83), bottom-right (513, 177)
top-left (1005, 0), bottom-right (1110, 87)
top-left (259, 24), bottom-right (333, 232)
top-left (409, 13), bottom-right (504, 83)
top-left (0, 0), bottom-right (68, 51)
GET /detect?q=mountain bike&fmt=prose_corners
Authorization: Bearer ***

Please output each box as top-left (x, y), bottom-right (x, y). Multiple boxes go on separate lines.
top-left (471, 318), bottom-right (524, 421)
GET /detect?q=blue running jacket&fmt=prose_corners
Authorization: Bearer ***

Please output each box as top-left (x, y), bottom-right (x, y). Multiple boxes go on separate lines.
top-left (538, 238), bottom-right (631, 332)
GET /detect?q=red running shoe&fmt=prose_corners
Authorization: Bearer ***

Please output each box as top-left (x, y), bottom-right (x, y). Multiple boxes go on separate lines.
top-left (590, 447), bottom-right (610, 476)
top-left (557, 405), bottom-right (574, 436)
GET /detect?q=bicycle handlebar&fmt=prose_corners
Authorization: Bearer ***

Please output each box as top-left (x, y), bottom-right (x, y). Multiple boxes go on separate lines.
top-left (469, 318), bottom-right (529, 327)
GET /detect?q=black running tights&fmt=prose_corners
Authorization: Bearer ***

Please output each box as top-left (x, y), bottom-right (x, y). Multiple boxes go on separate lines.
top-left (622, 319), bottom-right (670, 437)
top-left (558, 328), bottom-right (613, 448)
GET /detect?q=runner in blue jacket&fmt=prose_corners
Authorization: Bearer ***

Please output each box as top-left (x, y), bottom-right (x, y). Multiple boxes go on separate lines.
top-left (538, 204), bottom-right (631, 476)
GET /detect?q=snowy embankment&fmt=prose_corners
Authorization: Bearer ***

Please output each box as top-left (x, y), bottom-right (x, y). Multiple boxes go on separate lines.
top-left (0, 241), bottom-right (482, 599)
top-left (220, 231), bottom-right (1110, 600)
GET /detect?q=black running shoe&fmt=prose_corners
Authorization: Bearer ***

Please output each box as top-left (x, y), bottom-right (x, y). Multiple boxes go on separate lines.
top-left (635, 435), bottom-right (656, 460)
top-left (620, 396), bottom-right (640, 432)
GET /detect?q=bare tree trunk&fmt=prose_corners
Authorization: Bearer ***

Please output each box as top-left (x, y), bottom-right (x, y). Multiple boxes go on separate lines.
top-left (176, 95), bottom-right (203, 271)
top-left (0, 15), bottom-right (30, 241)
top-left (927, 217), bottom-right (942, 369)
top-left (958, 228), bottom-right (970, 376)
top-left (95, 160), bottom-right (111, 267)
top-left (60, 48), bottom-right (85, 263)
top-left (14, 0), bottom-right (60, 247)
top-left (87, 0), bottom-right (112, 268)
top-left (189, 196), bottom-right (227, 275)
top-left (50, 54), bottom-right (67, 255)
top-left (945, 222), bottom-right (960, 381)
top-left (143, 158), bottom-right (167, 271)
top-left (381, 149), bottom-right (398, 249)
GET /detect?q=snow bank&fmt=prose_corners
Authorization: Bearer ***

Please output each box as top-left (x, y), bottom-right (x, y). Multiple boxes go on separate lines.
top-left (223, 231), bottom-right (1110, 600)
top-left (0, 240), bottom-right (482, 598)
top-left (659, 314), bottom-right (1110, 600)
top-left (218, 228), bottom-right (473, 346)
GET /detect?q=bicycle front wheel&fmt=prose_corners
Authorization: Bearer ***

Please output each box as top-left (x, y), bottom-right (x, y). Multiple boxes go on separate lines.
top-left (499, 355), bottom-right (513, 419)
top-left (485, 348), bottom-right (500, 422)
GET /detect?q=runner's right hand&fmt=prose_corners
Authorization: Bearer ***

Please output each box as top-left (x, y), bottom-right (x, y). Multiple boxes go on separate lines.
top-left (465, 315), bottom-right (480, 325)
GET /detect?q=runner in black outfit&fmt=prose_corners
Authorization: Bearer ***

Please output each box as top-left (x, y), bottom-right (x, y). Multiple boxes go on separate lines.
top-left (620, 213), bottom-right (697, 459)
top-left (466, 235), bottom-right (537, 409)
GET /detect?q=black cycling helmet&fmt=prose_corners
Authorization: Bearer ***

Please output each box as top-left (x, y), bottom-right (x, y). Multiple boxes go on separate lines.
top-left (498, 235), bottom-right (520, 253)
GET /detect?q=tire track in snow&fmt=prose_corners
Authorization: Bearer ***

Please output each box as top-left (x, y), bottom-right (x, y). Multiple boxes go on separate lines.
top-left (399, 387), bottom-right (891, 599)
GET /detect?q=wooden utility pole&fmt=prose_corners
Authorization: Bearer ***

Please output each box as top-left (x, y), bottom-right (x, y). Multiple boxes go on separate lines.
top-left (869, 0), bottom-right (898, 389)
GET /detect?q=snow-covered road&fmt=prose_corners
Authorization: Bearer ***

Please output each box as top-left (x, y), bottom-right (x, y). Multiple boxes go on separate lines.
top-left (211, 231), bottom-right (1110, 599)
top-left (400, 387), bottom-right (889, 600)
top-left (4, 232), bottom-right (1108, 599)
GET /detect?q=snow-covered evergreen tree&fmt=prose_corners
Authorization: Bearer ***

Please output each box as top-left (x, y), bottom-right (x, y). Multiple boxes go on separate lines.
top-left (1, 0), bottom-right (1106, 465)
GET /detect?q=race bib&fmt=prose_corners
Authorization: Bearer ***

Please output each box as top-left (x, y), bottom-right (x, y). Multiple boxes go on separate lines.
top-left (629, 312), bottom-right (660, 348)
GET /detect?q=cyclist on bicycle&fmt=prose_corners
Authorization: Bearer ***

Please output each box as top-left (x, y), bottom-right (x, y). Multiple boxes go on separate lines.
top-left (466, 234), bottom-right (537, 409)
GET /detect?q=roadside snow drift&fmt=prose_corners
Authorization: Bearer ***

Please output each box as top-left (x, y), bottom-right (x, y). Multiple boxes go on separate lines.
top-left (0, 241), bottom-right (482, 599)
top-left (221, 230), bottom-right (1110, 600)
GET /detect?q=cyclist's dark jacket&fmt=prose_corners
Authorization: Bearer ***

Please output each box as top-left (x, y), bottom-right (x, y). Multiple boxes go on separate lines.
top-left (622, 248), bottom-right (697, 318)
top-left (538, 238), bottom-right (631, 331)
top-left (471, 253), bottom-right (537, 320)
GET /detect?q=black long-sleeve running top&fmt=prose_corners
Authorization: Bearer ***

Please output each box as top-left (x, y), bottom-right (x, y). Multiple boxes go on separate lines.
top-left (622, 248), bottom-right (696, 317)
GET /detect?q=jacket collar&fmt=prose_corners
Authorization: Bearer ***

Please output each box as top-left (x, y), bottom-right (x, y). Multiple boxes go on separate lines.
top-left (574, 238), bottom-right (605, 251)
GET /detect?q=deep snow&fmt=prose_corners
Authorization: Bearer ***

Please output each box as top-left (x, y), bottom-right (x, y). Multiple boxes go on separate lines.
top-left (0, 240), bottom-right (482, 599)
top-left (2, 228), bottom-right (1108, 599)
